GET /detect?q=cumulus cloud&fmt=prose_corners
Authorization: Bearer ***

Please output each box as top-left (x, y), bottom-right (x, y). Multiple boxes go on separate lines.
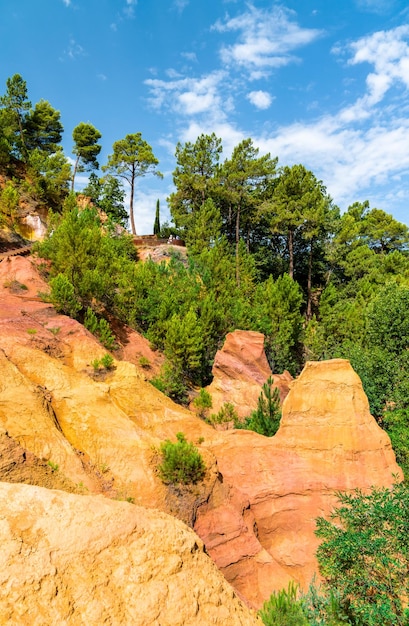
top-left (145, 70), bottom-right (228, 118)
top-left (247, 90), bottom-right (273, 109)
top-left (334, 25), bottom-right (409, 121)
top-left (212, 4), bottom-right (323, 78)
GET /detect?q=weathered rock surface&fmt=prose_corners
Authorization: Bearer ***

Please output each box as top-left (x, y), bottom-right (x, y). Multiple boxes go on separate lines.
top-left (194, 359), bottom-right (402, 607)
top-left (205, 329), bottom-right (292, 418)
top-left (0, 255), bottom-right (403, 611)
top-left (0, 482), bottom-right (260, 625)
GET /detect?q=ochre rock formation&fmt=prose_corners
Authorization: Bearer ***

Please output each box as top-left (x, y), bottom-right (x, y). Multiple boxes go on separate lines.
top-left (194, 358), bottom-right (402, 607)
top-left (205, 330), bottom-right (292, 418)
top-left (0, 482), bottom-right (260, 625)
top-left (0, 255), bottom-right (403, 612)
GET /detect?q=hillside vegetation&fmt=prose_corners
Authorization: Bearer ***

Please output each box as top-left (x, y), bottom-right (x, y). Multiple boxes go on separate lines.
top-left (1, 72), bottom-right (409, 625)
top-left (1, 72), bottom-right (409, 466)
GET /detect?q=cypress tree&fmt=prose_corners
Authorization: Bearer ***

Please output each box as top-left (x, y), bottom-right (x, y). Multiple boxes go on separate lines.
top-left (154, 198), bottom-right (161, 235)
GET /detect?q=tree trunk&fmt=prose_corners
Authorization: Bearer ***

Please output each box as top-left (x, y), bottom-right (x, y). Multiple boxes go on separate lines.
top-left (288, 229), bottom-right (294, 279)
top-left (129, 173), bottom-right (136, 235)
top-left (71, 156), bottom-right (79, 192)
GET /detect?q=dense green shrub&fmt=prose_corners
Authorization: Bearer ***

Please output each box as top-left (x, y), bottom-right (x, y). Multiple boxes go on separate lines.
top-left (237, 377), bottom-right (281, 436)
top-left (259, 582), bottom-right (308, 626)
top-left (315, 482), bottom-right (409, 626)
top-left (193, 388), bottom-right (212, 419)
top-left (84, 307), bottom-right (116, 350)
top-left (49, 273), bottom-right (81, 317)
top-left (158, 432), bottom-right (206, 485)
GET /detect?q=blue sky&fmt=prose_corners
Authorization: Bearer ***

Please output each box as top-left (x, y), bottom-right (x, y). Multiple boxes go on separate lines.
top-left (2, 0), bottom-right (409, 233)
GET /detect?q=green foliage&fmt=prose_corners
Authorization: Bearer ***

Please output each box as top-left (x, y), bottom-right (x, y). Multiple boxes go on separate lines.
top-left (301, 579), bottom-right (352, 626)
top-left (24, 99), bottom-right (63, 154)
top-left (158, 432), bottom-right (206, 485)
top-left (47, 460), bottom-right (59, 472)
top-left (151, 361), bottom-right (189, 404)
top-left (71, 122), bottom-right (102, 190)
top-left (138, 355), bottom-right (151, 368)
top-left (254, 273), bottom-right (304, 374)
top-left (209, 402), bottom-right (239, 425)
top-left (238, 377), bottom-right (281, 437)
top-left (49, 273), bottom-right (81, 317)
top-left (383, 409), bottom-right (409, 480)
top-left (164, 308), bottom-right (204, 383)
top-left (153, 198), bottom-right (161, 235)
top-left (91, 353), bottom-right (115, 371)
top-left (0, 181), bottom-right (19, 226)
top-left (169, 132), bottom-right (223, 234)
top-left (185, 198), bottom-right (222, 256)
top-left (84, 307), bottom-right (116, 350)
top-left (103, 132), bottom-right (162, 235)
top-left (367, 282), bottom-right (409, 356)
top-left (315, 482), bottom-right (409, 626)
top-left (193, 388), bottom-right (213, 419)
top-left (259, 582), bottom-right (309, 626)
top-left (0, 74), bottom-right (31, 159)
top-left (37, 206), bottom-right (136, 318)
top-left (83, 173), bottom-right (128, 227)
top-left (100, 353), bottom-right (114, 369)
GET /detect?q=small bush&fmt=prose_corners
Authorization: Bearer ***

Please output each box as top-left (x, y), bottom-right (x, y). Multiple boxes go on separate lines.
top-left (209, 402), bottom-right (239, 425)
top-left (100, 353), bottom-right (114, 369)
top-left (91, 354), bottom-right (115, 372)
top-left (158, 432), bottom-right (206, 485)
top-left (236, 377), bottom-right (281, 437)
top-left (97, 318), bottom-right (116, 350)
top-left (193, 388), bottom-right (212, 419)
top-left (84, 307), bottom-right (116, 350)
top-left (138, 355), bottom-right (151, 368)
top-left (151, 362), bottom-right (188, 404)
top-left (47, 460), bottom-right (59, 472)
top-left (84, 307), bottom-right (99, 334)
top-left (91, 358), bottom-right (101, 372)
top-left (259, 582), bottom-right (308, 626)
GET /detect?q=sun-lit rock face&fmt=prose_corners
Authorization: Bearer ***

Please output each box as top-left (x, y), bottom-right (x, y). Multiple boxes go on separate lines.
top-left (194, 359), bottom-right (402, 608)
top-left (0, 255), bottom-right (403, 611)
top-left (205, 330), bottom-right (293, 418)
top-left (0, 482), bottom-right (261, 626)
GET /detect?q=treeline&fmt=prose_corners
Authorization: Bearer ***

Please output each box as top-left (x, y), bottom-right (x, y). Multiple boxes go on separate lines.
top-left (0, 74), bottom-right (160, 231)
top-left (1, 74), bottom-right (409, 477)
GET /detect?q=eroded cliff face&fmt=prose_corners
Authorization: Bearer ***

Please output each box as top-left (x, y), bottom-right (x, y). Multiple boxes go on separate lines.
top-left (194, 358), bottom-right (402, 607)
top-left (205, 330), bottom-right (292, 419)
top-left (0, 255), bottom-right (403, 615)
top-left (0, 482), bottom-right (260, 626)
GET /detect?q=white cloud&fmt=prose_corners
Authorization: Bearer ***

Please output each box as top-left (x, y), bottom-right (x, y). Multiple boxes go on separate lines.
top-left (333, 25), bottom-right (409, 122)
top-left (124, 0), bottom-right (137, 18)
top-left (62, 0), bottom-right (71, 6)
top-left (173, 0), bottom-right (189, 12)
top-left (212, 4), bottom-right (323, 78)
top-left (355, 0), bottom-right (397, 14)
top-left (247, 90), bottom-right (273, 109)
top-left (181, 52), bottom-right (197, 63)
top-left (145, 70), bottom-right (228, 118)
top-left (61, 38), bottom-right (86, 61)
